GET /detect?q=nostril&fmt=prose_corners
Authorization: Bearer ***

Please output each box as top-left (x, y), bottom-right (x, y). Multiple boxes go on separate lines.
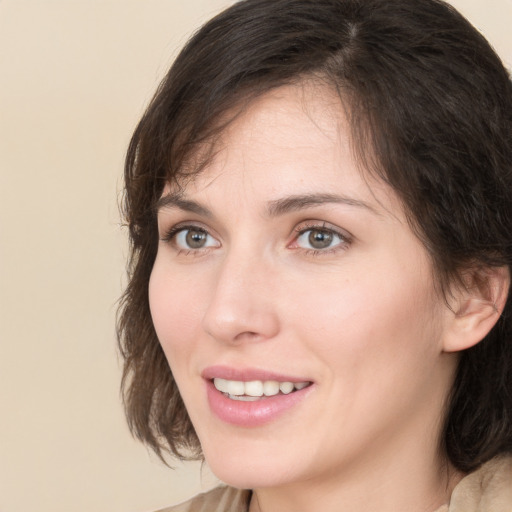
top-left (233, 331), bottom-right (260, 341)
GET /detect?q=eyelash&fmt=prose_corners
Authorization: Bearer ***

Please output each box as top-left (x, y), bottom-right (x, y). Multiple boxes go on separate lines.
top-left (291, 221), bottom-right (352, 256)
top-left (160, 221), bottom-right (352, 257)
top-left (160, 224), bottom-right (219, 256)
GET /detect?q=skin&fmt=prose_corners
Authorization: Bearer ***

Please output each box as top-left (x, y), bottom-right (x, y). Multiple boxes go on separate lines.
top-left (149, 82), bottom-right (465, 512)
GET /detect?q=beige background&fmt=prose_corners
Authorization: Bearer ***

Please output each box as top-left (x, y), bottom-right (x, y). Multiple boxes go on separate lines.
top-left (0, 1), bottom-right (511, 511)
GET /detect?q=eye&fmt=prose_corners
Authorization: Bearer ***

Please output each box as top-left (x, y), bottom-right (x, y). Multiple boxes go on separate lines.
top-left (163, 225), bottom-right (220, 251)
top-left (297, 229), bottom-right (337, 250)
top-left (291, 223), bottom-right (351, 254)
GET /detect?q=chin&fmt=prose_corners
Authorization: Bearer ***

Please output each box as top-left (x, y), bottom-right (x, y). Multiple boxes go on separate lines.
top-left (201, 436), bottom-right (303, 489)
top-left (210, 460), bottom-right (297, 490)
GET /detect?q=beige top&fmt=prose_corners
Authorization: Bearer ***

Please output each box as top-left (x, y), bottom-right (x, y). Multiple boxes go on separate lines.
top-left (158, 456), bottom-right (512, 512)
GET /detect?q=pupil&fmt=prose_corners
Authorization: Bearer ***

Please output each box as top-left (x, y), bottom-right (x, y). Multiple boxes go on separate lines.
top-left (186, 230), bottom-right (206, 248)
top-left (308, 229), bottom-right (332, 249)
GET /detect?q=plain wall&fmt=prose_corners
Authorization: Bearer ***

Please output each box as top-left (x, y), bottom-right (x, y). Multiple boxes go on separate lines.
top-left (1, 1), bottom-right (511, 511)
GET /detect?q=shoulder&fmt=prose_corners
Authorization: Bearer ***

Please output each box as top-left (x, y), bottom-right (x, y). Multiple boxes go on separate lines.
top-left (155, 486), bottom-right (251, 512)
top-left (449, 455), bottom-right (512, 511)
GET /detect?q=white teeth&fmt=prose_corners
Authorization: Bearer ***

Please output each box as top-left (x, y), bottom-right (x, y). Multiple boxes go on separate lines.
top-left (245, 380), bottom-right (263, 397)
top-left (213, 378), bottom-right (310, 398)
top-left (213, 378), bottom-right (229, 393)
top-left (279, 382), bottom-right (294, 394)
top-left (263, 380), bottom-right (280, 396)
top-left (229, 395), bottom-right (261, 402)
top-left (226, 380), bottom-right (245, 396)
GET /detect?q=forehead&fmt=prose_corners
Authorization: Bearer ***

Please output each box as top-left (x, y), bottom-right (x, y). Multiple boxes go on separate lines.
top-left (217, 81), bottom-right (347, 165)
top-left (176, 81), bottom-right (345, 177)
top-left (165, 81), bottom-right (400, 219)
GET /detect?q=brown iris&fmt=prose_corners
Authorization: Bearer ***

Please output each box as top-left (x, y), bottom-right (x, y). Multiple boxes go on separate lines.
top-left (185, 229), bottom-right (208, 248)
top-left (308, 229), bottom-right (334, 249)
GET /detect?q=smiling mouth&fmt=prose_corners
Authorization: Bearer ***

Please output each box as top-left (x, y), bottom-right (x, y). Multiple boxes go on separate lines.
top-left (213, 378), bottom-right (311, 401)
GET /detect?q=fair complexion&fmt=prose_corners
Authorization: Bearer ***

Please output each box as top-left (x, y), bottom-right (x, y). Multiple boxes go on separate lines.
top-left (150, 82), bottom-right (472, 512)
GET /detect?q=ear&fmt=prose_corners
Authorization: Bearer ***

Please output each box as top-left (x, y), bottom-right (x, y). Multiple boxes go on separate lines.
top-left (442, 265), bottom-right (510, 353)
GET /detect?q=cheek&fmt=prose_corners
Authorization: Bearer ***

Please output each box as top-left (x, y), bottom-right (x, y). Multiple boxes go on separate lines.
top-left (148, 263), bottom-right (204, 361)
top-left (287, 254), bottom-right (442, 375)
top-left (285, 261), bottom-right (446, 448)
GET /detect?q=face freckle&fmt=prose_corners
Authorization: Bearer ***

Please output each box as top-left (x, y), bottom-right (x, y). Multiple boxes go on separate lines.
top-left (149, 81), bottom-right (457, 492)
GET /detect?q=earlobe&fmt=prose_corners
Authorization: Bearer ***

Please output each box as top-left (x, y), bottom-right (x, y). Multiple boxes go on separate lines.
top-left (442, 266), bottom-right (510, 353)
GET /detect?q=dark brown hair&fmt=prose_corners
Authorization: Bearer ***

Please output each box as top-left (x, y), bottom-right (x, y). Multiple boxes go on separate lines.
top-left (118, 0), bottom-right (512, 471)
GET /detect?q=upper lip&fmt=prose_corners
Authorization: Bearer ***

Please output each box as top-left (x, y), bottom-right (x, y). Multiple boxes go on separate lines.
top-left (202, 365), bottom-right (312, 383)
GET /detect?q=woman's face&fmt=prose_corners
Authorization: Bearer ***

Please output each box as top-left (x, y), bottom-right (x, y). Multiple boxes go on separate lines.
top-left (149, 83), bottom-right (457, 490)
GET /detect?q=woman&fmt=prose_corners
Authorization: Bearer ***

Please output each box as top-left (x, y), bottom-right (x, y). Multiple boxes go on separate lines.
top-left (118, 0), bottom-right (512, 510)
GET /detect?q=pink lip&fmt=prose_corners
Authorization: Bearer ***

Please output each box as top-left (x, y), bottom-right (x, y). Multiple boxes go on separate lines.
top-left (202, 366), bottom-right (314, 427)
top-left (202, 365), bottom-right (309, 383)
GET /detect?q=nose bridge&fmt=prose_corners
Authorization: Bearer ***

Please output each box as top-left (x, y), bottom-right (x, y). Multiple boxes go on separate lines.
top-left (201, 244), bottom-right (279, 344)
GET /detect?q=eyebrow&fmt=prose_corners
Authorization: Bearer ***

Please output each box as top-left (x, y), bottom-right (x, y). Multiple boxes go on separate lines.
top-left (265, 193), bottom-right (379, 217)
top-left (155, 192), bottom-right (213, 218)
top-left (155, 192), bottom-right (379, 218)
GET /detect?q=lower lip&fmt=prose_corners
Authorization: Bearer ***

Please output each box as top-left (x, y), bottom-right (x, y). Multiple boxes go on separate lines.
top-left (205, 380), bottom-right (312, 427)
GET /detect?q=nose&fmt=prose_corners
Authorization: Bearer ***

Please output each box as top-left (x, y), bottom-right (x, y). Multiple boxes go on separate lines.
top-left (201, 251), bottom-right (280, 345)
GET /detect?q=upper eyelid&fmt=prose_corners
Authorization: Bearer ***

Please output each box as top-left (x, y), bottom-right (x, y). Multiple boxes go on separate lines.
top-left (159, 222), bottom-right (218, 244)
top-left (160, 225), bottom-right (221, 254)
top-left (159, 219), bottom-right (213, 233)
top-left (293, 220), bottom-right (353, 240)
top-left (158, 218), bottom-right (353, 246)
